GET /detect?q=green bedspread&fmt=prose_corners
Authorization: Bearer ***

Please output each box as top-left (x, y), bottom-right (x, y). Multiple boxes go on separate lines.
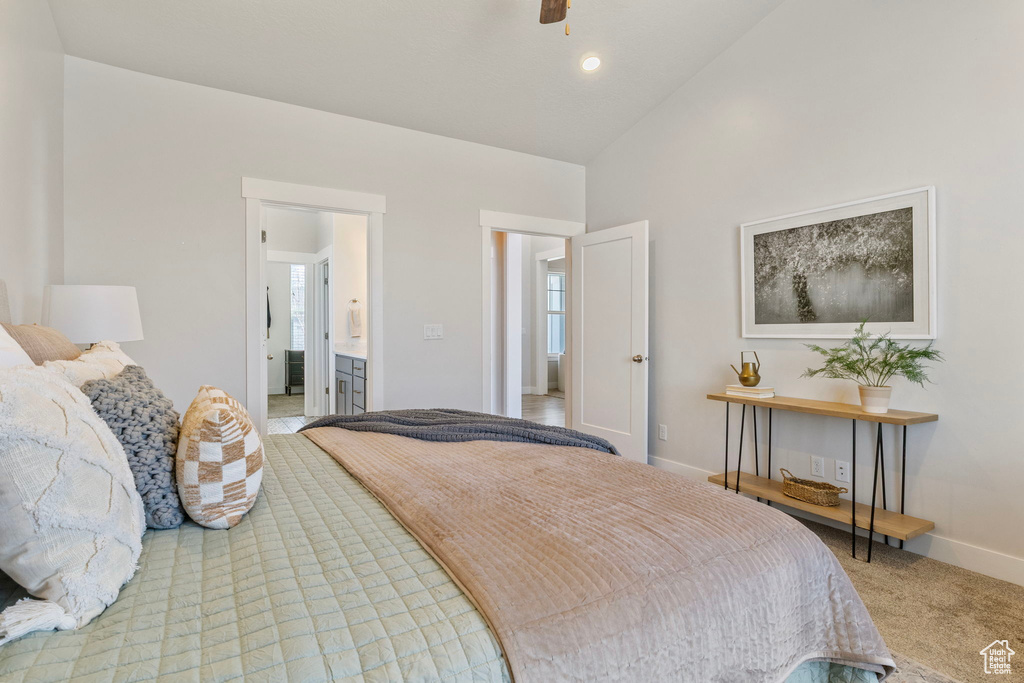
top-left (0, 433), bottom-right (880, 682)
top-left (0, 435), bottom-right (509, 682)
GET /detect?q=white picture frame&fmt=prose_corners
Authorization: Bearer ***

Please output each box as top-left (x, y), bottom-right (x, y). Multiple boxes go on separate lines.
top-left (740, 187), bottom-right (936, 339)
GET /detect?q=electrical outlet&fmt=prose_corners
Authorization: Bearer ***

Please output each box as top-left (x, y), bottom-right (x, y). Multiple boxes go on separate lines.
top-left (835, 460), bottom-right (851, 483)
top-left (658, 424), bottom-right (668, 441)
top-left (810, 456), bottom-right (825, 478)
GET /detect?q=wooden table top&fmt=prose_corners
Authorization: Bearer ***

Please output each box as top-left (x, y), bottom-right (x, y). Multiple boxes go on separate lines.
top-left (706, 393), bottom-right (938, 426)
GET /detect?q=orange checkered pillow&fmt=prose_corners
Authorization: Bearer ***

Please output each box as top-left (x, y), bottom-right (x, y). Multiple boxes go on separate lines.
top-left (176, 386), bottom-right (264, 529)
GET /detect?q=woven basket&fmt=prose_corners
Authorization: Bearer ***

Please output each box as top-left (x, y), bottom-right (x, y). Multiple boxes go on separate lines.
top-left (779, 468), bottom-right (848, 507)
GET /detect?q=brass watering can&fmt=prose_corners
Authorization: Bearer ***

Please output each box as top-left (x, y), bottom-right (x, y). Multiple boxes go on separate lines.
top-left (730, 351), bottom-right (761, 387)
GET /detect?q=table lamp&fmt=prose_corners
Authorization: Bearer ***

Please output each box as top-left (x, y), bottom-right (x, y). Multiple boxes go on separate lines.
top-left (42, 285), bottom-right (144, 345)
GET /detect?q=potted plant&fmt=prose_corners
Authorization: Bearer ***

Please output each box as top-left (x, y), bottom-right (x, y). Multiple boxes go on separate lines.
top-left (802, 322), bottom-right (942, 413)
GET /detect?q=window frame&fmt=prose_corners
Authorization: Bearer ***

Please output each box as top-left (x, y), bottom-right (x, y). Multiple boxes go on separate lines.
top-left (546, 271), bottom-right (566, 355)
top-left (289, 263), bottom-right (306, 351)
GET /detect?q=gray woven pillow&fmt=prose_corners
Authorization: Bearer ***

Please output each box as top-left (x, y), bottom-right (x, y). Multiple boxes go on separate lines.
top-left (82, 365), bottom-right (184, 529)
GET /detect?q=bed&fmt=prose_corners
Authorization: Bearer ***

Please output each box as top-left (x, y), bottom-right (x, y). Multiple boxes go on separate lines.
top-left (0, 426), bottom-right (893, 682)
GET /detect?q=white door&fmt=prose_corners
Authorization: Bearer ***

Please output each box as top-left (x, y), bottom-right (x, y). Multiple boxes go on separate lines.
top-left (571, 221), bottom-right (649, 462)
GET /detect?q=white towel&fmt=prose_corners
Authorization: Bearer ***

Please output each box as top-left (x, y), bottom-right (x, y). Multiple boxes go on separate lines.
top-left (348, 301), bottom-right (363, 338)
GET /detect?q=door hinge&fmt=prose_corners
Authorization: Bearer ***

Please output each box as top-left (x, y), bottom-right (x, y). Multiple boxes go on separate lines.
top-left (324, 277), bottom-right (329, 285)
top-left (324, 332), bottom-right (329, 340)
top-left (261, 230), bottom-right (267, 244)
top-left (325, 387), bottom-right (329, 395)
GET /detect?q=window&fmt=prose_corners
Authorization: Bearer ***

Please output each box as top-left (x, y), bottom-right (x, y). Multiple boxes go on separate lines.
top-left (289, 264), bottom-right (305, 350)
top-left (547, 271), bottom-right (566, 354)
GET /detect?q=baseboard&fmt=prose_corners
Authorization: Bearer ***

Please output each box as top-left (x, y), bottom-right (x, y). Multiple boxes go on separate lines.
top-left (650, 455), bottom-right (1024, 587)
top-left (522, 386), bottom-right (535, 394)
top-left (269, 387), bottom-right (285, 395)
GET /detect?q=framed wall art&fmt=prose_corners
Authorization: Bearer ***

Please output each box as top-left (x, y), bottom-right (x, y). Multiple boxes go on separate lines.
top-left (740, 187), bottom-right (936, 339)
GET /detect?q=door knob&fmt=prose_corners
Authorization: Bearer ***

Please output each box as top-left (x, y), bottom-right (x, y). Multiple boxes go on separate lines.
top-left (632, 354), bottom-right (646, 363)
top-left (267, 354), bottom-right (274, 360)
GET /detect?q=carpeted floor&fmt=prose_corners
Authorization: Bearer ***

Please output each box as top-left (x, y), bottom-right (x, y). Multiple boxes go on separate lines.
top-left (268, 393), bottom-right (305, 418)
top-left (803, 519), bottom-right (1024, 682)
top-left (888, 652), bottom-right (961, 683)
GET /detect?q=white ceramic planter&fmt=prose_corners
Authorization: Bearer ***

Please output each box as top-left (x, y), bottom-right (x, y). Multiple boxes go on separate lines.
top-left (858, 385), bottom-right (892, 414)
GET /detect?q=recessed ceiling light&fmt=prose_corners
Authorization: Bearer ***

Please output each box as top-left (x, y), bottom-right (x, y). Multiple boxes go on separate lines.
top-left (581, 56), bottom-right (601, 72)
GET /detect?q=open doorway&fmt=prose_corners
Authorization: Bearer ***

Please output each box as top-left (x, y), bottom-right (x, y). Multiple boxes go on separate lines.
top-left (480, 210), bottom-right (584, 427)
top-left (266, 259), bottom-right (310, 423)
top-left (486, 229), bottom-right (569, 427)
top-left (262, 205), bottom-right (370, 434)
top-left (527, 245), bottom-right (567, 425)
top-left (243, 178), bottom-right (385, 436)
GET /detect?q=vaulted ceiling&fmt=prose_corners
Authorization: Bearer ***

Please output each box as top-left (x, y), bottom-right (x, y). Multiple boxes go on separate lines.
top-left (46, 0), bottom-right (782, 163)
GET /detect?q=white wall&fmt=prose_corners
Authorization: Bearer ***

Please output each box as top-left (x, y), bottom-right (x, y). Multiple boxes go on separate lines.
top-left (63, 57), bottom-right (584, 411)
top-left (0, 0), bottom-right (63, 323)
top-left (332, 213), bottom-right (367, 345)
top-left (520, 235), bottom-right (534, 392)
top-left (586, 0), bottom-right (1024, 584)
top-left (264, 206), bottom-right (325, 254)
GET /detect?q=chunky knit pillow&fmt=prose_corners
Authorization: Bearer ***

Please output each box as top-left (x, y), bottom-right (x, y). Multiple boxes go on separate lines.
top-left (176, 386), bottom-right (264, 529)
top-left (0, 366), bottom-right (144, 644)
top-left (82, 366), bottom-right (184, 530)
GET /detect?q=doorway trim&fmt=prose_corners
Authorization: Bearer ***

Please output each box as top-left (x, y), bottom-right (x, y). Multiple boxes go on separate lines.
top-left (244, 178), bottom-right (386, 433)
top-left (479, 210), bottom-right (584, 417)
top-left (310, 256), bottom-right (332, 417)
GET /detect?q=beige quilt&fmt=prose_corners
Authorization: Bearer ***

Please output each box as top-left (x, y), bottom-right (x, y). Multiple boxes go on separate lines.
top-left (304, 427), bottom-right (895, 683)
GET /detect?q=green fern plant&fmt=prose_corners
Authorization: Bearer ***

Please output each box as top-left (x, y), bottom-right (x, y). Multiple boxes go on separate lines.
top-left (802, 322), bottom-right (943, 387)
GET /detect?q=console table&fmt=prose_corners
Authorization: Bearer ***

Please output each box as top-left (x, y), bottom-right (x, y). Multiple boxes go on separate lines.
top-left (706, 393), bottom-right (937, 562)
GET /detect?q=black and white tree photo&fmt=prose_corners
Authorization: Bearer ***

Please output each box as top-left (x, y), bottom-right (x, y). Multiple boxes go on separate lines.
top-left (752, 208), bottom-right (914, 325)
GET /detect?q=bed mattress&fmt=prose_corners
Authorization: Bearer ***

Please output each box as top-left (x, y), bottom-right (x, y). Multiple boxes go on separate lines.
top-left (0, 432), bottom-right (881, 682)
top-left (0, 434), bottom-right (509, 682)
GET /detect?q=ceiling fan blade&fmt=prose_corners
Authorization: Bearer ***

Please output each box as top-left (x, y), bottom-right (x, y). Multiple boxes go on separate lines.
top-left (539, 0), bottom-right (567, 24)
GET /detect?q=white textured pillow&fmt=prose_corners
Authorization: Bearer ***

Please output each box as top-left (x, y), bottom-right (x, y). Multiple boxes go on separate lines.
top-left (0, 325), bottom-right (32, 369)
top-left (42, 340), bottom-right (135, 387)
top-left (0, 366), bottom-right (145, 645)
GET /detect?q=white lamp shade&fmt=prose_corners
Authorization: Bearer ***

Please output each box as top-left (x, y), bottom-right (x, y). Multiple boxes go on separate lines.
top-left (42, 285), bottom-right (144, 344)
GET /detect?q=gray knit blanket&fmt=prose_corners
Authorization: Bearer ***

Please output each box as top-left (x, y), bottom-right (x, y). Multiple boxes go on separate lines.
top-left (82, 365), bottom-right (183, 529)
top-left (300, 409), bottom-right (619, 455)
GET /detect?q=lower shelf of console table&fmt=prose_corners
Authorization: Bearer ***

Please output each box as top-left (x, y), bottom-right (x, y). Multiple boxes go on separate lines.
top-left (707, 471), bottom-right (934, 541)
top-left (707, 392), bottom-right (938, 562)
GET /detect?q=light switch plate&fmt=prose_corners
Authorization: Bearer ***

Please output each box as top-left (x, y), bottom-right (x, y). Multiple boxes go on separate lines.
top-left (423, 324), bottom-right (444, 340)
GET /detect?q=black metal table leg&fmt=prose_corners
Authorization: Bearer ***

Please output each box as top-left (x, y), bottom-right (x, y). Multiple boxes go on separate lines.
top-left (867, 424), bottom-right (883, 563)
top-left (723, 403), bottom-right (730, 491)
top-left (879, 424), bottom-right (889, 546)
top-left (735, 404), bottom-right (746, 494)
top-left (752, 407), bottom-right (760, 502)
top-left (851, 419), bottom-right (857, 559)
top-left (900, 425), bottom-right (907, 550)
top-left (766, 408), bottom-right (773, 507)
top-left (753, 407), bottom-right (759, 477)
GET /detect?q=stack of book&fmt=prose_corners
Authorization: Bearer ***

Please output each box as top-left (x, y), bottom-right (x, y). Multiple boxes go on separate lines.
top-left (725, 384), bottom-right (775, 399)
